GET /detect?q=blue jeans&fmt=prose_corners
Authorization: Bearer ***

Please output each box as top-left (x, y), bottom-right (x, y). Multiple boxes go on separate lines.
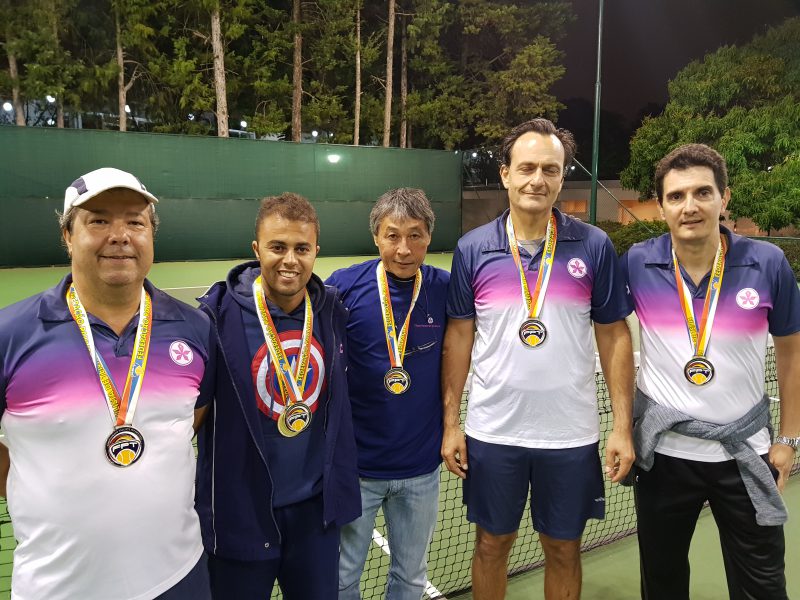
top-left (338, 468), bottom-right (440, 600)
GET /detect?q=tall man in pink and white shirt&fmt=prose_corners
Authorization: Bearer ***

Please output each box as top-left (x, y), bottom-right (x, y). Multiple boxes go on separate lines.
top-left (442, 118), bottom-right (635, 600)
top-left (622, 144), bottom-right (800, 599)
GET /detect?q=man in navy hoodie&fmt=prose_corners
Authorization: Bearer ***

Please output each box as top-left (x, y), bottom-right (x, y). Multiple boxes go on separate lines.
top-left (195, 193), bottom-right (360, 600)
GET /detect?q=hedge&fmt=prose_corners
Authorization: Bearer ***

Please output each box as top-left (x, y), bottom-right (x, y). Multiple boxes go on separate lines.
top-left (596, 220), bottom-right (800, 280)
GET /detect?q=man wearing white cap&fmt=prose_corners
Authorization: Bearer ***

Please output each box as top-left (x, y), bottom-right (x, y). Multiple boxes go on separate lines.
top-left (0, 167), bottom-right (214, 599)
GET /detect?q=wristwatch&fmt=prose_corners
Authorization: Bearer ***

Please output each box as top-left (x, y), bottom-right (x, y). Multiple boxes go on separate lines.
top-left (774, 435), bottom-right (800, 450)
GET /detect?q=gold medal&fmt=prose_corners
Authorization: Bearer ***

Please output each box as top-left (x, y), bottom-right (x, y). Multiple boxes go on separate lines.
top-left (518, 318), bottom-right (547, 348)
top-left (277, 403), bottom-right (312, 437)
top-left (384, 367), bottom-right (411, 395)
top-left (105, 426), bottom-right (145, 467)
top-left (684, 357), bottom-right (715, 386)
top-left (252, 277), bottom-right (314, 438)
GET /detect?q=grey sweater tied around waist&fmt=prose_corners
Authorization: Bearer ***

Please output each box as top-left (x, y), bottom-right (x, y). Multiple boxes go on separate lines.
top-left (627, 388), bottom-right (787, 527)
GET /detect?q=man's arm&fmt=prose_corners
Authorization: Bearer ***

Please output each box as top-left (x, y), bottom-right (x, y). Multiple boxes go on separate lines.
top-left (193, 406), bottom-right (210, 434)
top-left (441, 317), bottom-right (474, 479)
top-left (769, 332), bottom-right (800, 492)
top-left (0, 442), bottom-right (9, 498)
top-left (595, 319), bottom-right (635, 483)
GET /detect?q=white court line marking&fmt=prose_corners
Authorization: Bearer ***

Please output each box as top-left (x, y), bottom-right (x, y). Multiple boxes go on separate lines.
top-left (162, 286), bottom-right (209, 290)
top-left (371, 529), bottom-right (446, 599)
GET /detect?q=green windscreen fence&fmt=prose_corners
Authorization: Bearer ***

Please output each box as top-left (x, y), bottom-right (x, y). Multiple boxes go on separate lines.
top-left (0, 128), bottom-right (462, 267)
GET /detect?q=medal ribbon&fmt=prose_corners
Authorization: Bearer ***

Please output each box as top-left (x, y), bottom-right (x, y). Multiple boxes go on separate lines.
top-left (506, 213), bottom-right (558, 319)
top-left (66, 285), bottom-right (152, 427)
top-left (252, 276), bottom-right (313, 407)
top-left (672, 235), bottom-right (726, 358)
top-left (376, 262), bottom-right (422, 369)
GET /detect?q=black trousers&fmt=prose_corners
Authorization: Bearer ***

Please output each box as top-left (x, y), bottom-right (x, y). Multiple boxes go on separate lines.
top-left (207, 495), bottom-right (339, 600)
top-left (634, 452), bottom-right (787, 600)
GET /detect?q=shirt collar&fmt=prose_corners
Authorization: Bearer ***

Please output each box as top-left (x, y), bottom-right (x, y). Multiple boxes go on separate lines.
top-left (37, 273), bottom-right (186, 322)
top-left (644, 226), bottom-right (758, 268)
top-left (480, 207), bottom-right (584, 254)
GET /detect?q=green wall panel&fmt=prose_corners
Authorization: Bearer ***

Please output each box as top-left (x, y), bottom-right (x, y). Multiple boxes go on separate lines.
top-left (0, 128), bottom-right (461, 266)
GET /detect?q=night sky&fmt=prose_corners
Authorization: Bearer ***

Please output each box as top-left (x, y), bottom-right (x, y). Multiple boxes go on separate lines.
top-left (553, 0), bottom-right (799, 121)
top-left (543, 0), bottom-right (799, 177)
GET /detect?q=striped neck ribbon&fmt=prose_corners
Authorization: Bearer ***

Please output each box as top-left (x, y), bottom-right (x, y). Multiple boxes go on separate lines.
top-left (506, 212), bottom-right (558, 320)
top-left (252, 276), bottom-right (313, 407)
top-left (672, 235), bottom-right (727, 359)
top-left (66, 285), bottom-right (152, 428)
top-left (376, 262), bottom-right (422, 370)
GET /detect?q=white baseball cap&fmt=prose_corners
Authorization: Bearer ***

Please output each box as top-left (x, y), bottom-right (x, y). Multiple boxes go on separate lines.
top-left (63, 167), bottom-right (159, 213)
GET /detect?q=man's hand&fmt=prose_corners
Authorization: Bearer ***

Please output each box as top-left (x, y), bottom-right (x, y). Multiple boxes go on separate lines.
top-left (442, 426), bottom-right (468, 479)
top-left (768, 443), bottom-right (795, 492)
top-left (604, 428), bottom-right (635, 483)
top-left (441, 317), bottom-right (474, 480)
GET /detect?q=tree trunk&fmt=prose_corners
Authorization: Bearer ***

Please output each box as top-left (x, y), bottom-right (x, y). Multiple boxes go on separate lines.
top-left (211, 4), bottom-right (229, 137)
top-left (353, 2), bottom-right (361, 146)
top-left (399, 14), bottom-right (407, 148)
top-left (115, 8), bottom-right (127, 132)
top-left (382, 0), bottom-right (395, 147)
top-left (56, 98), bottom-right (64, 128)
top-left (7, 46), bottom-right (25, 126)
top-left (48, 1), bottom-right (64, 128)
top-left (291, 0), bottom-right (302, 142)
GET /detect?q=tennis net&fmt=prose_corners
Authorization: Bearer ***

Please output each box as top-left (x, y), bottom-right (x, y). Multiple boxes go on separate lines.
top-left (0, 346), bottom-right (796, 598)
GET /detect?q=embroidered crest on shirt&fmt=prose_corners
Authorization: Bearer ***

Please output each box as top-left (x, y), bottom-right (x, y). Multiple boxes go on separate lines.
top-left (169, 340), bottom-right (194, 366)
top-left (251, 330), bottom-right (326, 420)
top-left (736, 288), bottom-right (760, 310)
top-left (567, 257), bottom-right (588, 279)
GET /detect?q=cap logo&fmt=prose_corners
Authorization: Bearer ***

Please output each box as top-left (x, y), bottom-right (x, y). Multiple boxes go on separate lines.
top-left (70, 177), bottom-right (89, 195)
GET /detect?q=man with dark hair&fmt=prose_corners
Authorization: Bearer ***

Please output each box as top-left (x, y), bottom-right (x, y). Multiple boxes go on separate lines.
top-left (623, 143), bottom-right (800, 599)
top-left (327, 188), bottom-right (449, 600)
top-left (0, 167), bottom-right (214, 599)
top-left (195, 192), bottom-right (360, 600)
top-left (442, 118), bottom-right (635, 599)
top-left (498, 118), bottom-right (577, 172)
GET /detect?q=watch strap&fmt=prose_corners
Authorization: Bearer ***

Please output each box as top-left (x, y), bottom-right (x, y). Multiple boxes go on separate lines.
top-left (774, 435), bottom-right (800, 450)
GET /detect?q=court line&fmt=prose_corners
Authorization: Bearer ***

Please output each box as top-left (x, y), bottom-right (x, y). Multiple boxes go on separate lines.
top-left (371, 529), bottom-right (447, 599)
top-left (162, 286), bottom-right (209, 291)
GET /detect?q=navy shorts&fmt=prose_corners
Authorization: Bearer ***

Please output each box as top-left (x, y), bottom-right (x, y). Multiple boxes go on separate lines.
top-left (463, 437), bottom-right (605, 540)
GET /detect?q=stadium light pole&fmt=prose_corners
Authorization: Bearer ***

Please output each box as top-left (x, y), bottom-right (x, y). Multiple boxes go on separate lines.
top-left (589, 0), bottom-right (604, 225)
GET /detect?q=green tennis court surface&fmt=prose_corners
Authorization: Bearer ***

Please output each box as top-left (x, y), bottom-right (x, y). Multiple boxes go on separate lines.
top-left (0, 257), bottom-right (797, 599)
